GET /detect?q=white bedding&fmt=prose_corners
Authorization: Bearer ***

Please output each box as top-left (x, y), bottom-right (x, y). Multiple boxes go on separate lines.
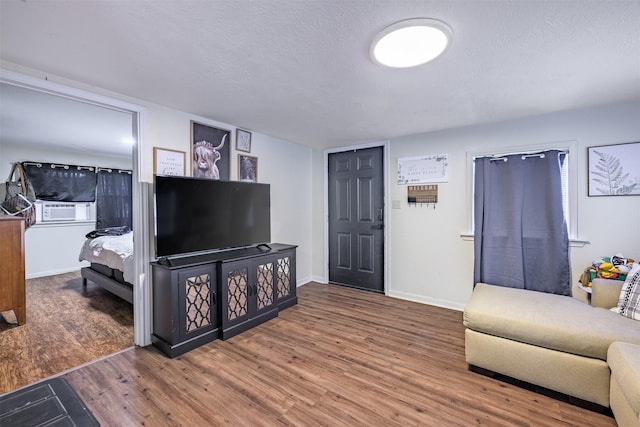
top-left (78, 231), bottom-right (135, 284)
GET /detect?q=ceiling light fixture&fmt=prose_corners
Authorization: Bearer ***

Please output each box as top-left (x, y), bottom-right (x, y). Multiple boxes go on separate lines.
top-left (370, 18), bottom-right (452, 68)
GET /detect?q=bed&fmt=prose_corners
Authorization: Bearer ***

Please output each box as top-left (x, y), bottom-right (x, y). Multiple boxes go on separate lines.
top-left (78, 231), bottom-right (134, 304)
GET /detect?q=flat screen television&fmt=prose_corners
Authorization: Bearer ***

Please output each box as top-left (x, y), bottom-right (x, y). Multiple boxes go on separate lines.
top-left (154, 175), bottom-right (271, 258)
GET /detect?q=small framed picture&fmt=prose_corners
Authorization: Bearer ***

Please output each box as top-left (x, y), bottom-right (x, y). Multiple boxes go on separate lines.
top-left (238, 154), bottom-right (258, 182)
top-left (191, 121), bottom-right (231, 180)
top-left (236, 129), bottom-right (252, 153)
top-left (587, 142), bottom-right (640, 196)
top-left (153, 147), bottom-right (186, 176)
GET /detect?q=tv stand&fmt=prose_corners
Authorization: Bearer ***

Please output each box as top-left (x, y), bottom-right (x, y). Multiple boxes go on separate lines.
top-left (157, 257), bottom-right (171, 266)
top-left (151, 243), bottom-right (297, 357)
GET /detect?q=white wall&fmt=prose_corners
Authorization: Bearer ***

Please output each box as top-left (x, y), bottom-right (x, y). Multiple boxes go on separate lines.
top-left (313, 100), bottom-right (640, 310)
top-left (5, 63), bottom-right (638, 308)
top-left (140, 104), bottom-right (314, 283)
top-left (250, 133), bottom-right (313, 283)
top-left (310, 148), bottom-right (325, 282)
top-left (1, 63), bottom-right (315, 284)
top-left (390, 100), bottom-right (640, 309)
top-left (0, 142), bottom-right (132, 277)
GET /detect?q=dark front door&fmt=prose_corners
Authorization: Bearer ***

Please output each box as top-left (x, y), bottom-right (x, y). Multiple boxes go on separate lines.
top-left (328, 147), bottom-right (384, 293)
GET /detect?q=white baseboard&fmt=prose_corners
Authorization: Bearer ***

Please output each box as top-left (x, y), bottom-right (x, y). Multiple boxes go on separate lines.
top-left (26, 266), bottom-right (82, 280)
top-left (387, 290), bottom-right (465, 312)
top-left (296, 275), bottom-right (326, 286)
top-left (296, 279), bottom-right (464, 311)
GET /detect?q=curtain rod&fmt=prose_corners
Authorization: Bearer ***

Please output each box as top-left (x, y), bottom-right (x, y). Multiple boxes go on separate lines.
top-left (490, 153), bottom-right (547, 162)
top-left (22, 162), bottom-right (78, 169)
top-left (97, 167), bottom-right (132, 174)
top-left (475, 149), bottom-right (568, 162)
top-left (21, 162), bottom-right (132, 173)
top-left (21, 161), bottom-right (95, 171)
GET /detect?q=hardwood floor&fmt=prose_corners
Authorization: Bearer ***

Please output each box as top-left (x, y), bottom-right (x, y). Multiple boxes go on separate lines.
top-left (0, 271), bottom-right (134, 394)
top-left (58, 283), bottom-right (615, 426)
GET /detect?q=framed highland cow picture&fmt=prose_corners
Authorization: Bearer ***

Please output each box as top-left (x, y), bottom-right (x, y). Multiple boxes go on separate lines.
top-left (191, 121), bottom-right (231, 180)
top-left (588, 142), bottom-right (640, 196)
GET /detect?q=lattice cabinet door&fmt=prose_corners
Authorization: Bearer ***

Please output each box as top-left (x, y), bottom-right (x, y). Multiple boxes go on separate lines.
top-left (253, 257), bottom-right (276, 317)
top-left (219, 255), bottom-right (281, 339)
top-left (152, 261), bottom-right (219, 357)
top-left (276, 249), bottom-right (297, 310)
top-left (177, 264), bottom-right (218, 342)
top-left (220, 261), bottom-right (251, 331)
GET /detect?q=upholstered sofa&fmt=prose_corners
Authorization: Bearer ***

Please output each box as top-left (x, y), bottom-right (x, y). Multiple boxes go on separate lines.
top-left (463, 279), bottom-right (640, 426)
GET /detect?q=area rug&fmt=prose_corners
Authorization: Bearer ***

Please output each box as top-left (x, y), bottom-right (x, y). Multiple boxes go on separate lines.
top-left (0, 378), bottom-right (99, 426)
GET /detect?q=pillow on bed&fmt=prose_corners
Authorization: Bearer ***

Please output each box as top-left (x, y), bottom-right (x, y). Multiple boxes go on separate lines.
top-left (617, 263), bottom-right (640, 321)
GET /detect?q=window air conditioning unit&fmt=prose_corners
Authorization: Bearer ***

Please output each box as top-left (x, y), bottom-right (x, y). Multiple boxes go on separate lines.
top-left (41, 203), bottom-right (77, 222)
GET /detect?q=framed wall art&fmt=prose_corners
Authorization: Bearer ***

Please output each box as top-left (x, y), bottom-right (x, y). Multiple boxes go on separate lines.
top-left (153, 147), bottom-right (186, 176)
top-left (236, 128), bottom-right (252, 153)
top-left (191, 121), bottom-right (231, 180)
top-left (397, 153), bottom-right (449, 184)
top-left (238, 154), bottom-right (258, 183)
top-left (588, 142), bottom-right (640, 196)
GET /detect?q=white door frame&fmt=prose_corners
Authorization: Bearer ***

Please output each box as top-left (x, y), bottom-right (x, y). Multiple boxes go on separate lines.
top-left (0, 68), bottom-right (152, 346)
top-left (323, 140), bottom-right (390, 294)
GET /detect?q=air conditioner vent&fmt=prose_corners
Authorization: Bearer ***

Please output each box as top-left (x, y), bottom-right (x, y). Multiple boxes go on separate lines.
top-left (42, 203), bottom-right (77, 221)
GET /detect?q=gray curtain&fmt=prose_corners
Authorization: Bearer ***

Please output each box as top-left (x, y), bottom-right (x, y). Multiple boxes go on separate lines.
top-left (96, 169), bottom-right (132, 230)
top-left (23, 162), bottom-right (97, 202)
top-left (473, 150), bottom-right (570, 295)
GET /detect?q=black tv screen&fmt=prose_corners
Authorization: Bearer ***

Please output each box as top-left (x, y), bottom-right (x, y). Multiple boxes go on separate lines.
top-left (154, 175), bottom-right (271, 258)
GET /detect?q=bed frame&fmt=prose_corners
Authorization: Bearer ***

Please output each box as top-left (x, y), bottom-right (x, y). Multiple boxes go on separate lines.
top-left (81, 263), bottom-right (133, 304)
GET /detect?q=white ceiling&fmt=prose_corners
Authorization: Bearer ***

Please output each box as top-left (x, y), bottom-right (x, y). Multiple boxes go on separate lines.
top-left (0, 83), bottom-right (134, 157)
top-left (1, 0), bottom-right (639, 151)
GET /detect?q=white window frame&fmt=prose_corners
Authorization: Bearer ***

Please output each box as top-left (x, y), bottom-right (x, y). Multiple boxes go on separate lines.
top-left (462, 140), bottom-right (588, 247)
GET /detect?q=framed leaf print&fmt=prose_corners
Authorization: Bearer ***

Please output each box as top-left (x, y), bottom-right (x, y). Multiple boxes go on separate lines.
top-left (588, 142), bottom-right (640, 196)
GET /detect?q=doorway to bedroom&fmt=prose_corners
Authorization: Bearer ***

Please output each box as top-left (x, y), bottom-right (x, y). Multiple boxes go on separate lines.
top-left (0, 76), bottom-right (141, 394)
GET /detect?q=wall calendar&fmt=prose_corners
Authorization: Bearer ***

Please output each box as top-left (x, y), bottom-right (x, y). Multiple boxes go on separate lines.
top-left (397, 153), bottom-right (448, 184)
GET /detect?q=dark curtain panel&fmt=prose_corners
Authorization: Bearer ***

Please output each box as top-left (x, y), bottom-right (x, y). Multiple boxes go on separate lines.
top-left (96, 169), bottom-right (132, 230)
top-left (23, 163), bottom-right (97, 202)
top-left (473, 150), bottom-right (570, 295)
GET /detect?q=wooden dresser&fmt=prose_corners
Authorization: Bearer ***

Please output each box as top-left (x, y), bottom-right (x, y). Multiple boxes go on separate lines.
top-left (0, 216), bottom-right (26, 324)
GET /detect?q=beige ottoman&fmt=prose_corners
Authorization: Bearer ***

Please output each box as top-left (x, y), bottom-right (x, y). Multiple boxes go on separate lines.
top-left (608, 342), bottom-right (640, 427)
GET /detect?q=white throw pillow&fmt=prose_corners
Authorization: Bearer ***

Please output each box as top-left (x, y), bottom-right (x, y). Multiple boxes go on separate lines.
top-left (617, 263), bottom-right (640, 321)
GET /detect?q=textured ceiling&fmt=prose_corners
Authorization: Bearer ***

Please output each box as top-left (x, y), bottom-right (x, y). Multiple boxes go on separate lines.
top-left (1, 0), bottom-right (639, 151)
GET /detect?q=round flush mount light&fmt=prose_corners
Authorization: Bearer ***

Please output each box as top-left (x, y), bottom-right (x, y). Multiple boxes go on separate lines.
top-left (370, 18), bottom-right (452, 68)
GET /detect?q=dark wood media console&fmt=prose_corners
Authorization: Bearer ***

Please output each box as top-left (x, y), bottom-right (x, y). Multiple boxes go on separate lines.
top-left (151, 243), bottom-right (297, 358)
